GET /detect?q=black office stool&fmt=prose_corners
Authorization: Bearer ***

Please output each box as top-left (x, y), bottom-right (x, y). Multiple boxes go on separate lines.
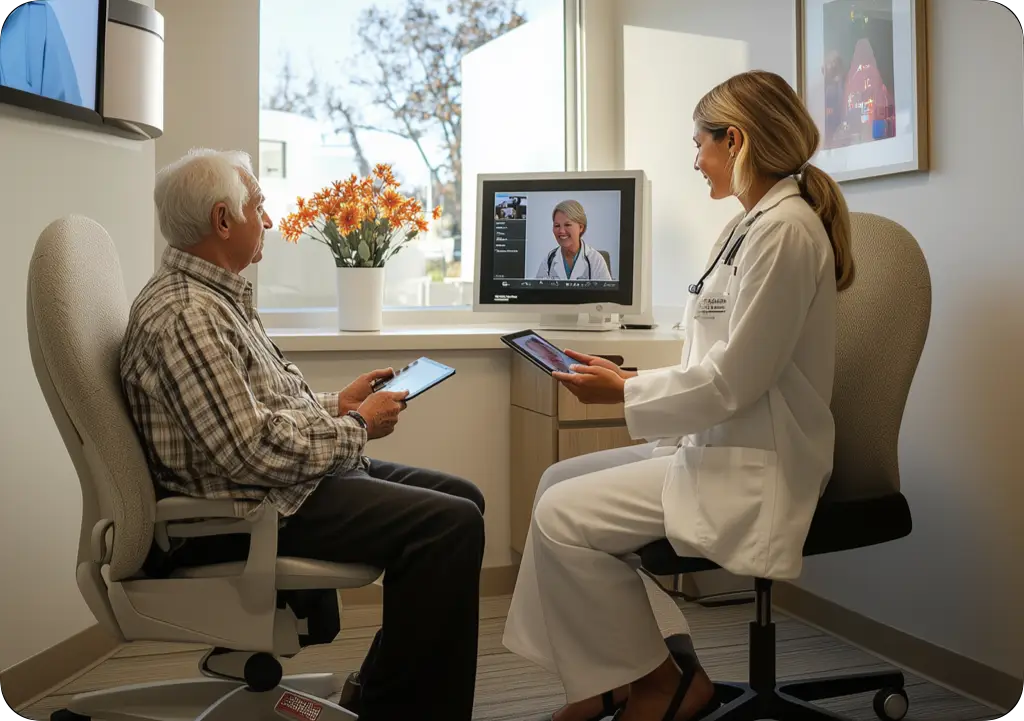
top-left (639, 494), bottom-right (913, 721)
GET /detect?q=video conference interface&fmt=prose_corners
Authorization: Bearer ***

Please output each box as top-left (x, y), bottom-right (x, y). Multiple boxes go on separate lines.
top-left (491, 190), bottom-right (622, 291)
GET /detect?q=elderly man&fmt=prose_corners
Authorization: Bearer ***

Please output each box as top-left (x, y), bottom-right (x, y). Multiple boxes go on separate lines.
top-left (120, 148), bottom-right (485, 721)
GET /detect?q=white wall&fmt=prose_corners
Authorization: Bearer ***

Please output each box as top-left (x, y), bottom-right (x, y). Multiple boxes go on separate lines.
top-left (461, 6), bottom-right (568, 282)
top-left (154, 0), bottom-right (260, 291)
top-left (585, 0), bottom-right (797, 312)
top-left (0, 7), bottom-right (156, 672)
top-left (590, 0), bottom-right (1024, 679)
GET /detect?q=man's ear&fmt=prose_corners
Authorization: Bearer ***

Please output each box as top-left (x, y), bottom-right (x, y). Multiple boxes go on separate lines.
top-left (211, 203), bottom-right (231, 238)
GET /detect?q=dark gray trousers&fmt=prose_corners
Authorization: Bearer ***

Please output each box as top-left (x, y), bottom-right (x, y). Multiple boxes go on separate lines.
top-left (163, 459), bottom-right (486, 721)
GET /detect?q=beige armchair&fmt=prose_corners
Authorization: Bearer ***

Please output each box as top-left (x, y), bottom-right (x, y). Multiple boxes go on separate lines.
top-left (28, 215), bottom-right (380, 721)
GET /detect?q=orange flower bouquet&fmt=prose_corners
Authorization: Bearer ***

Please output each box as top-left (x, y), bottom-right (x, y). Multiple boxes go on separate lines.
top-left (278, 163), bottom-right (442, 268)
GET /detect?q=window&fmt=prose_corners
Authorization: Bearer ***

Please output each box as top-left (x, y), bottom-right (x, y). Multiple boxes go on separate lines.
top-left (259, 140), bottom-right (287, 179)
top-left (257, 0), bottom-right (574, 318)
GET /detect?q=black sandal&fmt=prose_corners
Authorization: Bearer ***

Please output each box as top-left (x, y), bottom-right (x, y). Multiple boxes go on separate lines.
top-left (552, 690), bottom-right (626, 721)
top-left (610, 665), bottom-right (720, 721)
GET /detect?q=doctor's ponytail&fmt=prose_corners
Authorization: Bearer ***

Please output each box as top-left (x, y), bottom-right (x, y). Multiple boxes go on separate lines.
top-left (693, 70), bottom-right (855, 292)
top-left (799, 163), bottom-right (854, 291)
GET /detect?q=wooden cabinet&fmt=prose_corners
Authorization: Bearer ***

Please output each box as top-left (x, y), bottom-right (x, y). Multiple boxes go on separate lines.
top-left (509, 353), bottom-right (642, 555)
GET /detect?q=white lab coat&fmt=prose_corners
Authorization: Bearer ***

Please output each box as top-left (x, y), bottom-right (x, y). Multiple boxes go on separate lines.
top-left (624, 177), bottom-right (837, 580)
top-left (534, 241), bottom-right (613, 281)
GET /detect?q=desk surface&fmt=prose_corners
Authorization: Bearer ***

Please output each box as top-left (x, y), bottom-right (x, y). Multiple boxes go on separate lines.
top-left (269, 323), bottom-right (686, 354)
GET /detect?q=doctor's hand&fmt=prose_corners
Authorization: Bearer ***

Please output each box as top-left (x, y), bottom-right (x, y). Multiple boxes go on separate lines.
top-left (553, 365), bottom-right (626, 405)
top-left (357, 390), bottom-right (409, 439)
top-left (339, 368), bottom-right (395, 413)
top-left (563, 349), bottom-right (638, 380)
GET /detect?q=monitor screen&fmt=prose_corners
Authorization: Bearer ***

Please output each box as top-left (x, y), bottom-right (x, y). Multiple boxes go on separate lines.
top-left (0, 0), bottom-right (103, 112)
top-left (477, 177), bottom-right (637, 307)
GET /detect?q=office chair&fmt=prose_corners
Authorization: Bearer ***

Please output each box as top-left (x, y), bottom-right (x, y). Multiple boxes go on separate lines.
top-left (639, 213), bottom-right (931, 721)
top-left (27, 215), bottom-right (380, 721)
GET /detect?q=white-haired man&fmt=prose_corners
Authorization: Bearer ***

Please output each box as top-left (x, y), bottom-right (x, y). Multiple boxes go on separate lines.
top-left (120, 148), bottom-right (485, 721)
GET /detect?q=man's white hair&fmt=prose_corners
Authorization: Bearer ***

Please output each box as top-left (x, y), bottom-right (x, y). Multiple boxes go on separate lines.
top-left (154, 148), bottom-right (256, 249)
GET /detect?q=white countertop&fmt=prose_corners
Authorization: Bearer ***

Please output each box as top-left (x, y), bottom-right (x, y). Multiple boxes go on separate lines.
top-left (267, 323), bottom-right (686, 353)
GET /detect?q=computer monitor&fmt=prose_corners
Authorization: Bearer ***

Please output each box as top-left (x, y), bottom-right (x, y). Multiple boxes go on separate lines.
top-left (472, 170), bottom-right (652, 331)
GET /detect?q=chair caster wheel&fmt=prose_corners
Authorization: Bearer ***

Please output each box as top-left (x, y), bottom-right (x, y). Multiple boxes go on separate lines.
top-left (244, 652), bottom-right (283, 692)
top-left (873, 687), bottom-right (909, 720)
top-left (51, 710), bottom-right (90, 721)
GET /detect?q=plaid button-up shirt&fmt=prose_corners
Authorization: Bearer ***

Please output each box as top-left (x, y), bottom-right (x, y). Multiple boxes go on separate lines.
top-left (120, 246), bottom-right (367, 519)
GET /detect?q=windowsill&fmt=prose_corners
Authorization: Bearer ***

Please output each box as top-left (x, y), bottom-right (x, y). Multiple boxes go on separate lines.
top-left (267, 321), bottom-right (686, 353)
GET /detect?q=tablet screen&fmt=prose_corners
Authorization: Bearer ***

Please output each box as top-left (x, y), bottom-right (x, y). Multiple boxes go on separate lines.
top-left (377, 358), bottom-right (455, 399)
top-left (507, 332), bottom-right (578, 375)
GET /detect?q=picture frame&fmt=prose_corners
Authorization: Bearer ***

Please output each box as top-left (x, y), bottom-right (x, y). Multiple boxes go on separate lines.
top-left (797, 0), bottom-right (929, 182)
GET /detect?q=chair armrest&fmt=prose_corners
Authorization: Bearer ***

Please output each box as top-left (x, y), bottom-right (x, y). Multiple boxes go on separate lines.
top-left (151, 497), bottom-right (281, 610)
top-left (155, 497), bottom-right (245, 521)
top-left (152, 497), bottom-right (280, 581)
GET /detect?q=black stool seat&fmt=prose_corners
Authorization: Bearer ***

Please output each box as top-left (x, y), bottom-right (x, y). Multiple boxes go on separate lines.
top-left (640, 492), bottom-right (912, 576)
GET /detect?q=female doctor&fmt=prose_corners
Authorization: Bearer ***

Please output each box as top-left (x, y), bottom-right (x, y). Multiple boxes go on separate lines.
top-left (502, 69), bottom-right (854, 721)
top-left (535, 200), bottom-right (614, 281)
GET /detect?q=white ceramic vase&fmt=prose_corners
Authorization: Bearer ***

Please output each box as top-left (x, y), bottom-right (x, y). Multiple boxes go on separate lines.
top-left (335, 266), bottom-right (385, 332)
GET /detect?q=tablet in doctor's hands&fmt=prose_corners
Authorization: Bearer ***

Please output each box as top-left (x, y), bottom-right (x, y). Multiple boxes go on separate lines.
top-left (500, 330), bottom-right (579, 376)
top-left (372, 357), bottom-right (456, 400)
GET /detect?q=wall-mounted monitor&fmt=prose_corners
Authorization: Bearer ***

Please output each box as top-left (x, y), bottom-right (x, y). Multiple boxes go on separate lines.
top-left (0, 0), bottom-right (105, 123)
top-left (0, 0), bottom-right (163, 139)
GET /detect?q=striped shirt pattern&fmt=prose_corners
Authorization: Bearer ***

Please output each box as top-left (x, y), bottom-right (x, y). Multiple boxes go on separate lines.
top-left (120, 246), bottom-right (367, 519)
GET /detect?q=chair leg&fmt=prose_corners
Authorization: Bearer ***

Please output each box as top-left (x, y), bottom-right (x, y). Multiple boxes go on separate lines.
top-left (195, 685), bottom-right (358, 721)
top-left (54, 675), bottom-right (354, 721)
top-left (699, 687), bottom-right (857, 721)
top-left (779, 670), bottom-right (905, 702)
top-left (776, 691), bottom-right (856, 720)
top-left (699, 688), bottom-right (760, 721)
top-left (711, 681), bottom-right (751, 706)
top-left (62, 678), bottom-right (243, 720)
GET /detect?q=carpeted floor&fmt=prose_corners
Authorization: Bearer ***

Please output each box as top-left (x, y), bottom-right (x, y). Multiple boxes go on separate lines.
top-left (21, 595), bottom-right (1001, 720)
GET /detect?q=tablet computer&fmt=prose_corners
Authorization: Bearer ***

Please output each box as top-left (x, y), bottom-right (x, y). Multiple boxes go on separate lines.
top-left (372, 357), bottom-right (456, 400)
top-left (500, 330), bottom-right (579, 376)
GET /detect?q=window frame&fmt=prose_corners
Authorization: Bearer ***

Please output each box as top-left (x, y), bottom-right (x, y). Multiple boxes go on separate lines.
top-left (254, 0), bottom-right (584, 328)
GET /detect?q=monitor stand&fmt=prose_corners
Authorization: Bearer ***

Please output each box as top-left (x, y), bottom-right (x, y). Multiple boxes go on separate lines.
top-left (538, 313), bottom-right (620, 332)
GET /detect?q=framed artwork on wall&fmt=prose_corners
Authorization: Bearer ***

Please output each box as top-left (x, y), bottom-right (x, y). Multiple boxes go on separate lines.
top-left (797, 0), bottom-right (929, 182)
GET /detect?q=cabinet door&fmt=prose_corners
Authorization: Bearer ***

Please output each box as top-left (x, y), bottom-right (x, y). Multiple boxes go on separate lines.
top-left (558, 426), bottom-right (637, 462)
top-left (557, 385), bottom-right (625, 422)
top-left (510, 354), bottom-right (557, 417)
top-left (510, 406), bottom-right (558, 555)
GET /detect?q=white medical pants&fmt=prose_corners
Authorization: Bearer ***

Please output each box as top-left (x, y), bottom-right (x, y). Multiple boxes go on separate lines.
top-left (502, 442), bottom-right (691, 704)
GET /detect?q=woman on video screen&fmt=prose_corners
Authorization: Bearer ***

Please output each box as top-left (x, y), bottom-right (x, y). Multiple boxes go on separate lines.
top-left (534, 200), bottom-right (613, 281)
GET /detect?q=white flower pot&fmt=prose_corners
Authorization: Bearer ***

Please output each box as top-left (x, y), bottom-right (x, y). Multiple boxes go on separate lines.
top-left (335, 267), bottom-right (385, 332)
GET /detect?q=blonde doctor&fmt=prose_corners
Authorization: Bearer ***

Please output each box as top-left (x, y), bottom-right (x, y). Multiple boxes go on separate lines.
top-left (535, 200), bottom-right (614, 281)
top-left (502, 70), bottom-right (854, 721)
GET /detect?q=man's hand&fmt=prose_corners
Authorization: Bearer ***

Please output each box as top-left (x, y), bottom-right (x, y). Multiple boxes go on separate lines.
top-left (563, 349), bottom-right (638, 380)
top-left (553, 364), bottom-right (627, 405)
top-left (339, 368), bottom-right (395, 413)
top-left (357, 391), bottom-right (408, 439)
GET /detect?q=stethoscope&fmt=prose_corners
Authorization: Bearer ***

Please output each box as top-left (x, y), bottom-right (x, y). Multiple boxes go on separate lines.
top-left (687, 194), bottom-right (799, 295)
top-left (546, 241), bottom-right (593, 279)
top-left (688, 212), bottom-right (764, 295)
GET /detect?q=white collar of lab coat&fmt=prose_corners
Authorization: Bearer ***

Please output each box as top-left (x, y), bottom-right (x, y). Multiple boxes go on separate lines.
top-left (743, 177), bottom-right (802, 221)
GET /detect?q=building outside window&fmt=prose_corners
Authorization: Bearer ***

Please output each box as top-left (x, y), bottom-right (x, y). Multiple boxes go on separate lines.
top-left (259, 140), bottom-right (287, 179)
